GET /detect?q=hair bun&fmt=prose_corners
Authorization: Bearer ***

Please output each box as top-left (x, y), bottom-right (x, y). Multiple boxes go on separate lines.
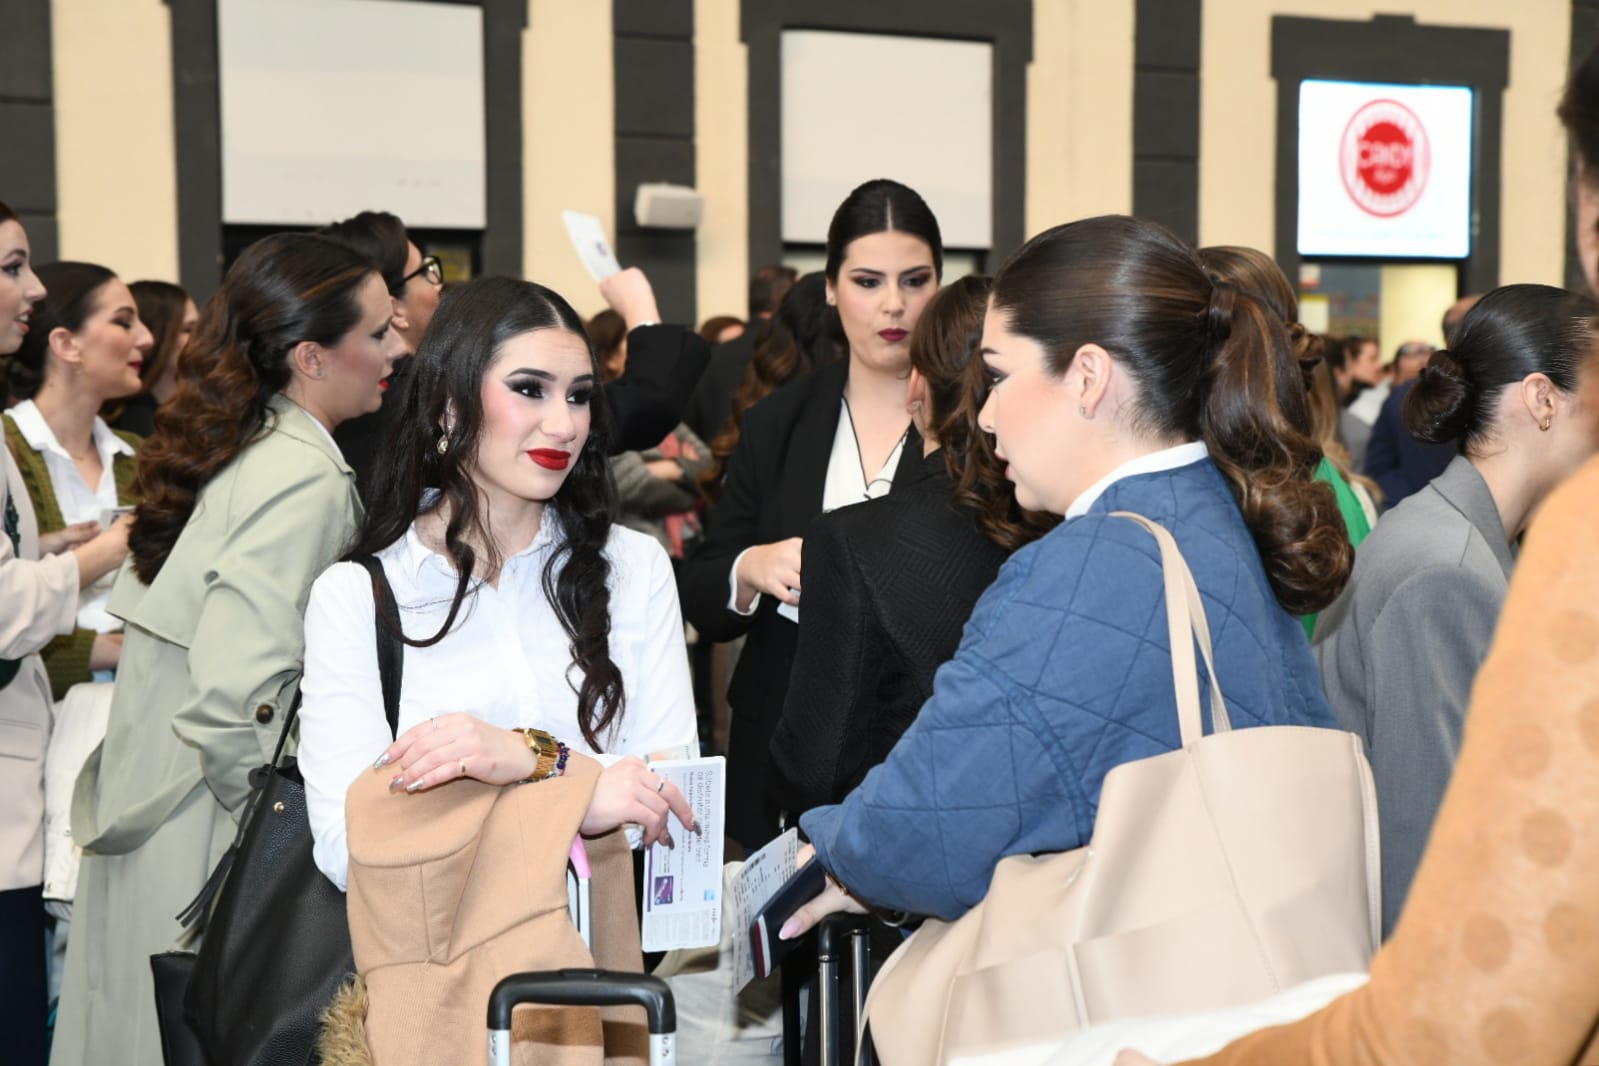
top-left (1403, 349), bottom-right (1472, 444)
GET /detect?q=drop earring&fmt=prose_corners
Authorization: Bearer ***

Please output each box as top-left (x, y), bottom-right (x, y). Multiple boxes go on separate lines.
top-left (436, 434), bottom-right (449, 455)
top-left (1541, 417), bottom-right (1552, 432)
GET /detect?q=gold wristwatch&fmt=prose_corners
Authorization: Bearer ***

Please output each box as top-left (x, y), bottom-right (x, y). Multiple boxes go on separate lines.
top-left (514, 727), bottom-right (564, 781)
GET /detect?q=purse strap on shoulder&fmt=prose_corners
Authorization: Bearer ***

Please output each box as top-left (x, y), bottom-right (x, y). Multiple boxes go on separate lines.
top-left (1109, 512), bottom-right (1231, 745)
top-left (351, 554), bottom-right (404, 740)
top-left (179, 556), bottom-right (406, 930)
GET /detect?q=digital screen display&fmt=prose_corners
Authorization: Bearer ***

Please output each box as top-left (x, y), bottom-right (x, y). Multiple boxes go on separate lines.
top-left (1297, 80), bottom-right (1474, 260)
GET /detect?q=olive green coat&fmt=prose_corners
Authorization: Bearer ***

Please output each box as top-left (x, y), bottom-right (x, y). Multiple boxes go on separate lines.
top-left (2, 413), bottom-right (140, 698)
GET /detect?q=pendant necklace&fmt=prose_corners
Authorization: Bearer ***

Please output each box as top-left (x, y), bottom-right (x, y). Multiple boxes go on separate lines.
top-left (840, 394), bottom-right (908, 502)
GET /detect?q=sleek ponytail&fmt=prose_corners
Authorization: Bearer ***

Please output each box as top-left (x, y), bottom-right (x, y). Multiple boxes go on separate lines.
top-left (990, 215), bottom-right (1350, 614)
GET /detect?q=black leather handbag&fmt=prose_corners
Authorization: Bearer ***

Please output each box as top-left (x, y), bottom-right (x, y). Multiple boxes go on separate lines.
top-left (150, 556), bottom-right (403, 1066)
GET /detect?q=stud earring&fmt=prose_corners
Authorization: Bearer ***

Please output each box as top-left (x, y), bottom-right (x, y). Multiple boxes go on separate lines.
top-left (436, 435), bottom-right (449, 455)
top-left (1078, 405), bottom-right (1089, 418)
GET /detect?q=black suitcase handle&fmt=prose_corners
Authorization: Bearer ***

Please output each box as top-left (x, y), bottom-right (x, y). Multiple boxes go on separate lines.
top-left (487, 968), bottom-right (678, 1066)
top-left (488, 968), bottom-right (675, 1032)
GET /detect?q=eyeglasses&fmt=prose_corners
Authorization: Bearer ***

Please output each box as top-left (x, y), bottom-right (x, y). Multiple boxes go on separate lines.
top-left (396, 255), bottom-right (443, 292)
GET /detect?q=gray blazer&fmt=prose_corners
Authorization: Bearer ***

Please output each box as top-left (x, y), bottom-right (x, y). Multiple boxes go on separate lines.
top-left (1314, 455), bottom-right (1514, 937)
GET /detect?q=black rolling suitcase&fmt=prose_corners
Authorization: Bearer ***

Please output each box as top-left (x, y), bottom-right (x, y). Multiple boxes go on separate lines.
top-left (488, 969), bottom-right (677, 1066)
top-left (780, 912), bottom-right (877, 1066)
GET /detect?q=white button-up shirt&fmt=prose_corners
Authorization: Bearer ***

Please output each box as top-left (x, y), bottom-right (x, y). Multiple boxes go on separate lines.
top-left (299, 516), bottom-right (698, 890)
top-left (6, 400), bottom-right (133, 633)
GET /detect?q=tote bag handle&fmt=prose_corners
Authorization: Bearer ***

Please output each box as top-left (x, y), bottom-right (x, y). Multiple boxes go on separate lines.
top-left (1110, 512), bottom-right (1231, 746)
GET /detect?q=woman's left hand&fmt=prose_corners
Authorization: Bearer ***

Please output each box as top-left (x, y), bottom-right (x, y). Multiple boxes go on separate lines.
top-left (378, 712), bottom-right (538, 792)
top-left (778, 843), bottom-right (868, 940)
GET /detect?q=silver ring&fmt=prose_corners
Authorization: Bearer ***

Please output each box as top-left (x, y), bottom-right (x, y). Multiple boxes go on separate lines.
top-left (655, 778), bottom-right (666, 794)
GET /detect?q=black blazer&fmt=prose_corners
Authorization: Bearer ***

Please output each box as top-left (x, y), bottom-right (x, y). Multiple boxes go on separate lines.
top-left (678, 358), bottom-right (921, 847)
top-left (607, 325), bottom-right (711, 454)
top-left (768, 451), bottom-right (1008, 818)
top-left (681, 329), bottom-right (756, 444)
top-left (332, 325), bottom-right (709, 503)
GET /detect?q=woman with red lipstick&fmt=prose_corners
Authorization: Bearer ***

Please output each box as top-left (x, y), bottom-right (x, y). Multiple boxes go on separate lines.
top-left (297, 275), bottom-right (700, 898)
top-left (680, 178), bottom-right (944, 850)
top-left (52, 234), bottom-right (403, 1066)
top-left (2, 261), bottom-right (153, 695)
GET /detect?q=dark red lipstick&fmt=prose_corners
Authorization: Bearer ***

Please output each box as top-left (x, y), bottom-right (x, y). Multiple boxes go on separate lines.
top-left (529, 449), bottom-right (571, 470)
top-left (878, 328), bottom-right (908, 343)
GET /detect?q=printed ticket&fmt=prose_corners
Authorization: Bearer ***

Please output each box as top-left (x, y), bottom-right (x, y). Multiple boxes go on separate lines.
top-left (640, 755), bottom-right (726, 952)
top-left (730, 828), bottom-right (800, 990)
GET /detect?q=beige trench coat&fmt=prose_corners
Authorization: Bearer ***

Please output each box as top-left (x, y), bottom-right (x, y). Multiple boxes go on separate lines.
top-left (50, 396), bottom-right (362, 1066)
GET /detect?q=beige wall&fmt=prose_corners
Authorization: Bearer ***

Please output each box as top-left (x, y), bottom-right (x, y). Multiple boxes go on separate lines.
top-left (523, 0), bottom-right (614, 317)
top-left (51, 0), bottom-right (178, 282)
top-left (694, 0), bottom-right (749, 320)
top-left (1199, 0), bottom-right (1571, 287)
top-left (42, 2), bottom-right (1569, 313)
top-left (1027, 0), bottom-right (1136, 237)
top-left (1380, 263), bottom-right (1458, 353)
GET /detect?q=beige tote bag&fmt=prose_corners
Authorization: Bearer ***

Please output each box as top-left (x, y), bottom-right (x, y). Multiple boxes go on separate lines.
top-left (860, 513), bottom-right (1381, 1065)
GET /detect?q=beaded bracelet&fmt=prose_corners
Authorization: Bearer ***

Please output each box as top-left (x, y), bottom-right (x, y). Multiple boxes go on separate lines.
top-left (514, 727), bottom-right (568, 782)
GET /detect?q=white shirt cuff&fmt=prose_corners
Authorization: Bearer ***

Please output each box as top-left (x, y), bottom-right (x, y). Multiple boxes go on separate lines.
top-left (727, 546), bottom-right (761, 616)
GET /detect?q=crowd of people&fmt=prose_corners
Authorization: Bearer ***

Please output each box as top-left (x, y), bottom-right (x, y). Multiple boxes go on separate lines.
top-left (7, 38), bottom-right (1599, 1066)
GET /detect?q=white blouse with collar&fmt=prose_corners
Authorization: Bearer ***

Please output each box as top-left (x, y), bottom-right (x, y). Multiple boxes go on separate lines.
top-left (298, 516), bottom-right (698, 890)
top-left (6, 399), bottom-right (134, 633)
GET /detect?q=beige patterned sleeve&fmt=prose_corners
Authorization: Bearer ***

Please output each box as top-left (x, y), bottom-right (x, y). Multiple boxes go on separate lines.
top-left (1171, 455), bottom-right (1599, 1066)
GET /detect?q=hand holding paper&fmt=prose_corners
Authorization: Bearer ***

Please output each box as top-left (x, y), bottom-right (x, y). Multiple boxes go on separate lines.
top-left (561, 210), bottom-right (622, 282)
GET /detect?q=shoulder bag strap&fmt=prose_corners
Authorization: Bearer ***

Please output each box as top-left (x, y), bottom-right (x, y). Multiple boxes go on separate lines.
top-left (179, 556), bottom-right (403, 928)
top-left (351, 554), bottom-right (404, 739)
top-left (1109, 512), bottom-right (1231, 745)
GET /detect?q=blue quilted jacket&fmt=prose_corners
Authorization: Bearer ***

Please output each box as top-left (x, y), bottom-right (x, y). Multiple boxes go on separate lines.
top-left (800, 457), bottom-right (1336, 921)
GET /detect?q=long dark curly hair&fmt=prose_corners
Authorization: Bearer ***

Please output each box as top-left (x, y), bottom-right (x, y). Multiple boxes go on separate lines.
top-left (352, 276), bottom-right (625, 751)
top-left (130, 234), bottom-right (376, 583)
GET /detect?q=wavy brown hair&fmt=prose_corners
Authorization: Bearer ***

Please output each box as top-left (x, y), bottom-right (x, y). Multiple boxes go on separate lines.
top-left (129, 234), bottom-right (377, 583)
top-left (700, 272), bottom-right (841, 501)
top-left (991, 216), bottom-right (1351, 614)
top-left (353, 277), bottom-right (625, 751)
top-left (1196, 245), bottom-right (1379, 504)
top-left (913, 275), bottom-right (1058, 551)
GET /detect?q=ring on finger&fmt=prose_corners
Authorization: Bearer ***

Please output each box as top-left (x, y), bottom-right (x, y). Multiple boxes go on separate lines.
top-left (459, 757), bottom-right (467, 777)
top-left (655, 778), bottom-right (666, 794)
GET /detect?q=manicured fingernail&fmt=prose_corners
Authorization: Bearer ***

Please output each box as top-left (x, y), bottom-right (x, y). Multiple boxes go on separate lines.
top-left (779, 918), bottom-right (799, 940)
top-left (690, 819), bottom-right (703, 835)
top-left (405, 779), bottom-right (424, 793)
top-left (373, 752), bottom-right (391, 770)
top-left (663, 831), bottom-right (676, 849)
top-left (389, 775), bottom-right (405, 792)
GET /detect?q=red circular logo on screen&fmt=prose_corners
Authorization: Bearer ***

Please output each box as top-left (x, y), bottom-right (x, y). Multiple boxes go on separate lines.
top-left (1339, 98), bottom-right (1430, 217)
